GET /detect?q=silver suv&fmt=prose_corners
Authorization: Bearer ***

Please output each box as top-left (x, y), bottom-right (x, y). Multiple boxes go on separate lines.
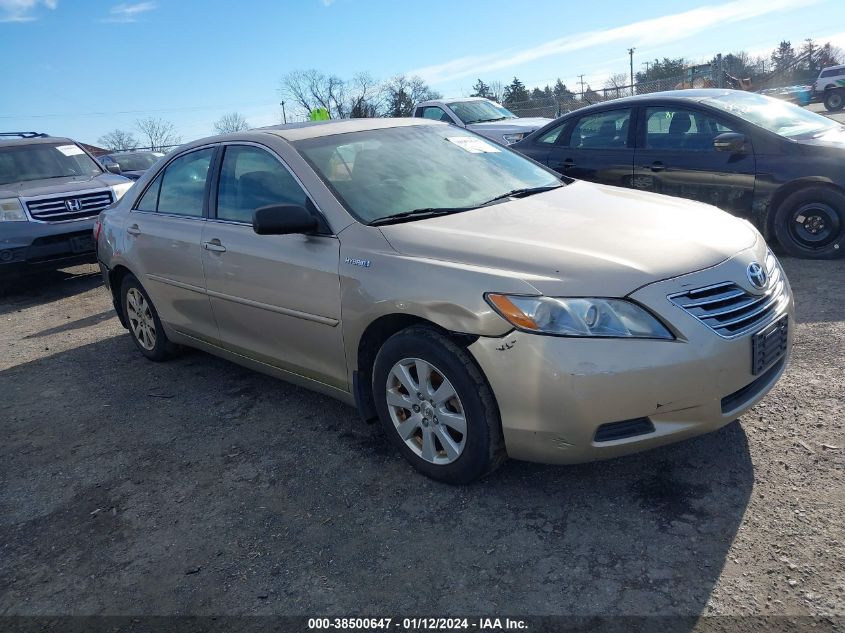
top-left (97, 119), bottom-right (793, 483)
top-left (414, 97), bottom-right (551, 145)
top-left (0, 132), bottom-right (133, 289)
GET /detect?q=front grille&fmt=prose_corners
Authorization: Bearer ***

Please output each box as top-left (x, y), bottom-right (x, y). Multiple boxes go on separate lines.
top-left (668, 252), bottom-right (789, 338)
top-left (25, 190), bottom-right (113, 222)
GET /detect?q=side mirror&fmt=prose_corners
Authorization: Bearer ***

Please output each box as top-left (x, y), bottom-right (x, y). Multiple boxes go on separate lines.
top-left (105, 163), bottom-right (122, 174)
top-left (253, 204), bottom-right (318, 236)
top-left (714, 132), bottom-right (746, 153)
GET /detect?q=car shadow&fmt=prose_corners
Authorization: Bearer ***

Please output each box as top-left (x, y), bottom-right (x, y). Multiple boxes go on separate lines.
top-left (0, 263), bottom-right (102, 317)
top-left (1, 336), bottom-right (752, 625)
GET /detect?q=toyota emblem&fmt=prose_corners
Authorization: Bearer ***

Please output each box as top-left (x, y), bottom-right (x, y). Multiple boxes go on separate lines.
top-left (746, 262), bottom-right (768, 290)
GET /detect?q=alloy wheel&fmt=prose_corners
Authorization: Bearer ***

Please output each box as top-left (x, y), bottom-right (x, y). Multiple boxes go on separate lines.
top-left (126, 287), bottom-right (157, 351)
top-left (385, 358), bottom-right (467, 465)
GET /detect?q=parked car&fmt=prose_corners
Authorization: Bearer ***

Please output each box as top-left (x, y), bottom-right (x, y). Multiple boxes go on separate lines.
top-left (97, 119), bottom-right (792, 483)
top-left (98, 151), bottom-right (164, 180)
top-left (813, 64), bottom-right (845, 111)
top-left (0, 132), bottom-right (133, 291)
top-left (413, 97), bottom-right (551, 145)
top-left (513, 89), bottom-right (845, 259)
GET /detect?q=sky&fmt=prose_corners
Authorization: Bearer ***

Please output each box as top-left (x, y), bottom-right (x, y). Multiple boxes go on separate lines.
top-left (2, 0), bottom-right (844, 146)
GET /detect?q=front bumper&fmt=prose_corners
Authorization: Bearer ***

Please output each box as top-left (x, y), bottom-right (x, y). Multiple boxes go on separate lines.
top-left (468, 249), bottom-right (794, 465)
top-left (0, 218), bottom-right (96, 276)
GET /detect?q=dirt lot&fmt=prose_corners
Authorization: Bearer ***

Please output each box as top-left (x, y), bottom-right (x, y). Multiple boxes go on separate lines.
top-left (0, 258), bottom-right (843, 622)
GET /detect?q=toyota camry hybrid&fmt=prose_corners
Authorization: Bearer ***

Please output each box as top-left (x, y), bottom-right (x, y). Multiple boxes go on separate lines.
top-left (96, 118), bottom-right (793, 483)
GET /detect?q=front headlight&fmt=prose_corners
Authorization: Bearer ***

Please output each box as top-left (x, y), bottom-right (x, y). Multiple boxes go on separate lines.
top-left (486, 294), bottom-right (673, 339)
top-left (502, 133), bottom-right (526, 145)
top-left (0, 198), bottom-right (27, 222)
top-left (110, 181), bottom-right (134, 201)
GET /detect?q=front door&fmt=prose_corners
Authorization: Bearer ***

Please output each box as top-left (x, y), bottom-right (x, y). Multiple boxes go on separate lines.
top-left (632, 106), bottom-right (756, 215)
top-left (125, 146), bottom-right (219, 344)
top-left (201, 144), bottom-right (346, 390)
top-left (546, 107), bottom-right (635, 188)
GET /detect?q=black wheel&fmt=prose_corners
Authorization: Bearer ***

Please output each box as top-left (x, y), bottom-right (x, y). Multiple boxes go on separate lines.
top-left (824, 89), bottom-right (844, 111)
top-left (120, 274), bottom-right (177, 361)
top-left (773, 186), bottom-right (845, 259)
top-left (372, 326), bottom-right (505, 484)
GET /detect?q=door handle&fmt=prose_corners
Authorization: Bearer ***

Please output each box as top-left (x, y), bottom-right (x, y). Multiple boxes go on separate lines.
top-left (126, 224), bottom-right (141, 236)
top-left (643, 161), bottom-right (665, 172)
top-left (203, 239), bottom-right (227, 253)
top-left (554, 159), bottom-right (576, 170)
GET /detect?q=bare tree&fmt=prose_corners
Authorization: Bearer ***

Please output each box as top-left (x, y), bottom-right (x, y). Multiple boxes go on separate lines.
top-left (97, 129), bottom-right (139, 151)
top-left (347, 72), bottom-right (383, 118)
top-left (214, 112), bottom-right (250, 134)
top-left (135, 118), bottom-right (181, 152)
top-left (488, 80), bottom-right (505, 104)
top-left (281, 69), bottom-right (348, 119)
top-left (603, 73), bottom-right (629, 97)
top-left (384, 74), bottom-right (441, 117)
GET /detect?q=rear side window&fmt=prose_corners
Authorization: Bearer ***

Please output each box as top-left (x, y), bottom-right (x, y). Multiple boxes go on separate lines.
top-left (571, 109), bottom-right (630, 149)
top-left (820, 68), bottom-right (844, 78)
top-left (152, 148), bottom-right (214, 217)
top-left (215, 145), bottom-right (308, 223)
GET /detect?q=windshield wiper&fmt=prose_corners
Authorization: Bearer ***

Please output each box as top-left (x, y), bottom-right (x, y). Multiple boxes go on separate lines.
top-left (368, 206), bottom-right (476, 226)
top-left (480, 184), bottom-right (563, 205)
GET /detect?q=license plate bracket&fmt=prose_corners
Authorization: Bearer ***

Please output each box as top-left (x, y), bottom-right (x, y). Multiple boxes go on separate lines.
top-left (70, 235), bottom-right (95, 254)
top-left (752, 315), bottom-right (788, 375)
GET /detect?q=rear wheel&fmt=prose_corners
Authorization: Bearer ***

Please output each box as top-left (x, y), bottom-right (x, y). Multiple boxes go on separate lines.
top-left (372, 326), bottom-right (505, 484)
top-left (120, 274), bottom-right (177, 361)
top-left (773, 186), bottom-right (845, 259)
top-left (824, 89), bottom-right (844, 111)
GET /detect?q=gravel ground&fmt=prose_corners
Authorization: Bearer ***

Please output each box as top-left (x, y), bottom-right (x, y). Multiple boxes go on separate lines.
top-left (0, 258), bottom-right (843, 621)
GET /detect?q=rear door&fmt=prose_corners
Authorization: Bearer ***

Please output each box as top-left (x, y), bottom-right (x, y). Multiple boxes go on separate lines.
top-left (545, 107), bottom-right (635, 188)
top-left (201, 143), bottom-right (346, 389)
top-left (125, 146), bottom-right (219, 344)
top-left (632, 105), bottom-right (756, 215)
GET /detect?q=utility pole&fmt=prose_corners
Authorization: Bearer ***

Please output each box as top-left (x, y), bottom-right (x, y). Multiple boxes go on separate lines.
top-left (578, 74), bottom-right (586, 99)
top-left (628, 47), bottom-right (636, 92)
top-left (280, 101), bottom-right (287, 124)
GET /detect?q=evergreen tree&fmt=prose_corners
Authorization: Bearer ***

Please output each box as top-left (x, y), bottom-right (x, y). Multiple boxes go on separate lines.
top-left (470, 79), bottom-right (494, 99)
top-left (502, 77), bottom-right (530, 105)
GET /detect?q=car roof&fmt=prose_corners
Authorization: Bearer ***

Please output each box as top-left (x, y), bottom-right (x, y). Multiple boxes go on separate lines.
top-left (0, 136), bottom-right (74, 147)
top-left (416, 97), bottom-right (491, 107)
top-left (151, 118), bottom-right (448, 157)
top-left (561, 88), bottom-right (742, 116)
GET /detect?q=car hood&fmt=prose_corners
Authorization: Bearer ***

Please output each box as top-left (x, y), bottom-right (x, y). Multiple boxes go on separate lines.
top-left (467, 117), bottom-right (552, 134)
top-left (0, 173), bottom-right (130, 198)
top-left (378, 181), bottom-right (758, 297)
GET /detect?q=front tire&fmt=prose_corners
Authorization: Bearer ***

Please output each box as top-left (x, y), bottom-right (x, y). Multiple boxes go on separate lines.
top-left (773, 186), bottom-right (845, 259)
top-left (120, 274), bottom-right (177, 361)
top-left (824, 89), bottom-right (844, 111)
top-left (372, 326), bottom-right (505, 484)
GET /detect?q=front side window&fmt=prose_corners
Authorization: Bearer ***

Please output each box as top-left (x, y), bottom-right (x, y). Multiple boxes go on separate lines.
top-left (644, 107), bottom-right (737, 151)
top-left (155, 148), bottom-right (214, 217)
top-left (294, 125), bottom-right (561, 224)
top-left (216, 145), bottom-right (308, 223)
top-left (419, 106), bottom-right (451, 122)
top-left (537, 122), bottom-right (566, 144)
top-left (571, 110), bottom-right (630, 149)
top-left (0, 142), bottom-right (102, 186)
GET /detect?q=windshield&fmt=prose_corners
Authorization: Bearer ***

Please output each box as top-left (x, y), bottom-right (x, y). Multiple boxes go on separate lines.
top-left (295, 125), bottom-right (561, 224)
top-left (105, 152), bottom-right (162, 171)
top-left (447, 100), bottom-right (517, 124)
top-left (0, 142), bottom-right (102, 186)
top-left (702, 91), bottom-right (839, 139)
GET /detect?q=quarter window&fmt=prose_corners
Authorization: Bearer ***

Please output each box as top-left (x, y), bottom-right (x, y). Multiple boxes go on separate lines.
top-left (136, 173), bottom-right (162, 212)
top-left (570, 109), bottom-right (630, 149)
top-left (154, 148), bottom-right (214, 216)
top-left (216, 145), bottom-right (308, 223)
top-left (645, 107), bottom-right (737, 151)
top-left (537, 122), bottom-right (566, 144)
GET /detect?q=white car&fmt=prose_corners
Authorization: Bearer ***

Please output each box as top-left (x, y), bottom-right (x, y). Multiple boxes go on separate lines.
top-left (414, 97), bottom-right (551, 145)
top-left (814, 64), bottom-right (845, 111)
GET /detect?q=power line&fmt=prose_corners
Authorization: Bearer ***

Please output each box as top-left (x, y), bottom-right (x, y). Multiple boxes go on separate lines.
top-left (0, 101), bottom-right (279, 120)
